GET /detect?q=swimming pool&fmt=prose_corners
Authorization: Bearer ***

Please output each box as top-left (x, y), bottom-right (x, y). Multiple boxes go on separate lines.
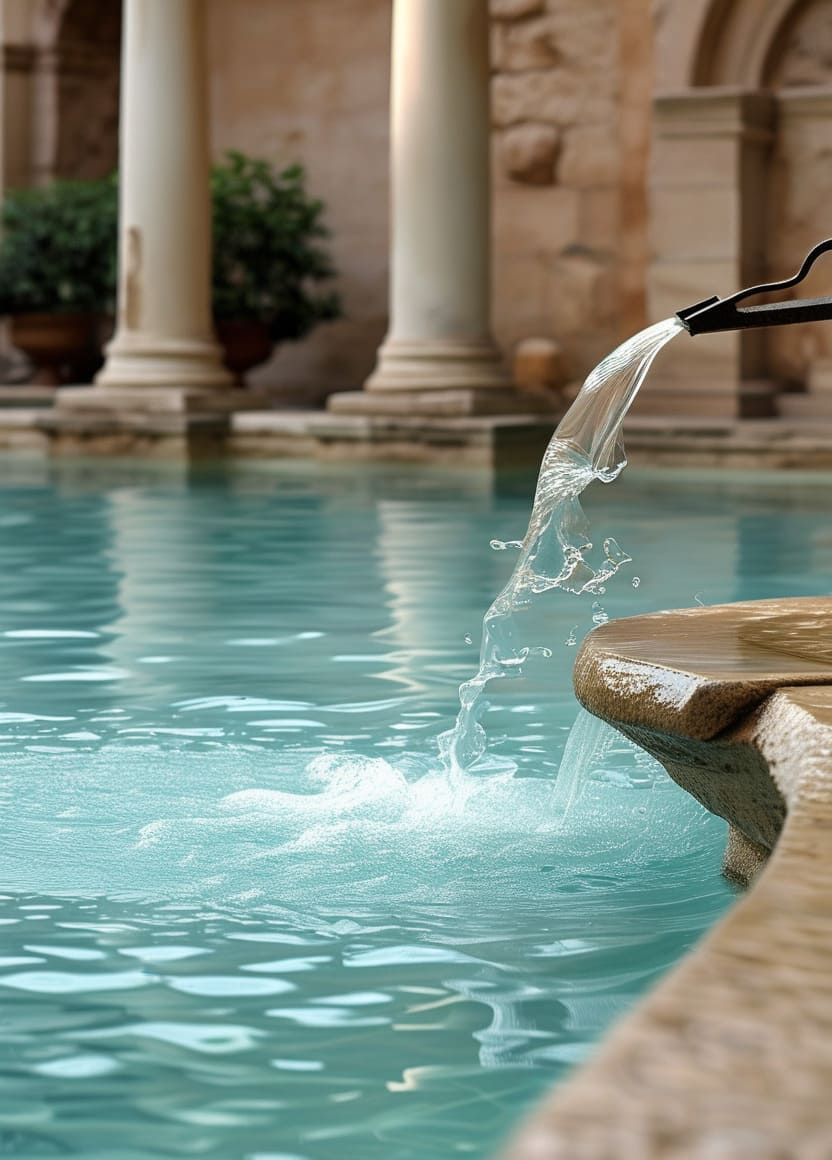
top-left (0, 455), bottom-right (828, 1159)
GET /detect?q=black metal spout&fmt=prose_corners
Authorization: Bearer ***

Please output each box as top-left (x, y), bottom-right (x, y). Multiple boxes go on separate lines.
top-left (678, 238), bottom-right (832, 336)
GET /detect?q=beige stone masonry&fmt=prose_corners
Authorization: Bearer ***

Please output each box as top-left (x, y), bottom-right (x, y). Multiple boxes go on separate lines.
top-left (504, 596), bottom-right (832, 1159)
top-left (329, 386), bottom-right (560, 418)
top-left (637, 89), bottom-right (776, 420)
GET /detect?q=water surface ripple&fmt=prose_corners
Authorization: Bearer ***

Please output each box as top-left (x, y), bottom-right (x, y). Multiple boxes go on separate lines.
top-left (0, 456), bottom-right (828, 1157)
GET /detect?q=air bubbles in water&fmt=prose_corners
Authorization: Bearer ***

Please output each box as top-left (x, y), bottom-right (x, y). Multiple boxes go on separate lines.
top-left (565, 626), bottom-right (578, 647)
top-left (632, 576), bottom-right (641, 588)
top-left (591, 602), bottom-right (609, 626)
top-left (490, 539), bottom-right (523, 552)
top-left (464, 634), bottom-right (473, 645)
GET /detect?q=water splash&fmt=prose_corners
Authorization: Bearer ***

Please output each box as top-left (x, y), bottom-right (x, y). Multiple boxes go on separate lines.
top-left (441, 318), bottom-right (683, 772)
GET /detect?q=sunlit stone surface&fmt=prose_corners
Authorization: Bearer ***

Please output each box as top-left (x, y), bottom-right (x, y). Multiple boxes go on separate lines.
top-left (505, 596), bottom-right (832, 1159)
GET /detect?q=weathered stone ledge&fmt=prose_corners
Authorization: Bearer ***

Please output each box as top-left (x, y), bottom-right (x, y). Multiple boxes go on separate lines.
top-left (1, 403), bottom-right (832, 468)
top-left (503, 597), bottom-right (832, 1158)
top-left (0, 403), bottom-right (559, 469)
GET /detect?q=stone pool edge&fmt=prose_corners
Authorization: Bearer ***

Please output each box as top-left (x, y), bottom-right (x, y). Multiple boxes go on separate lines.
top-left (4, 402), bottom-right (832, 469)
top-left (502, 597), bottom-right (832, 1158)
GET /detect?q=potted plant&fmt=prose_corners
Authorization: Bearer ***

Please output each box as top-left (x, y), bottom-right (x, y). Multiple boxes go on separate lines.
top-left (0, 177), bottom-right (117, 385)
top-left (211, 151), bottom-right (341, 384)
top-left (0, 156), bottom-right (339, 388)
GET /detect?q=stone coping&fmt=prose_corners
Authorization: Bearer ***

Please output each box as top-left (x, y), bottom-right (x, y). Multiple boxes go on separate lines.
top-left (2, 401), bottom-right (832, 466)
top-left (502, 597), bottom-right (832, 1158)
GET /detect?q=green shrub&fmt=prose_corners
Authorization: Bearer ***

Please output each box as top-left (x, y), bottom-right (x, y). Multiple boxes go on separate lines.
top-left (211, 151), bottom-right (341, 341)
top-left (0, 177), bottom-right (117, 315)
top-left (0, 153), bottom-right (341, 341)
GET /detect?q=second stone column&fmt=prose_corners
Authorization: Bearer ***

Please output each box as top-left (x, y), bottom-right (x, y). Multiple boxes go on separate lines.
top-left (333, 0), bottom-right (512, 416)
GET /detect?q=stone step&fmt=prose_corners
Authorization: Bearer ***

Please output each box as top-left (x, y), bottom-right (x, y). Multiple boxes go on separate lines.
top-left (327, 387), bottom-right (562, 418)
top-left (630, 379), bottom-right (778, 420)
top-left (777, 392), bottom-right (832, 420)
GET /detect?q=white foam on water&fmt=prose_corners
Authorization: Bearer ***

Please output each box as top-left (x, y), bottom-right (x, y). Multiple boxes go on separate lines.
top-left (0, 735), bottom-right (718, 907)
top-left (441, 318), bottom-right (684, 773)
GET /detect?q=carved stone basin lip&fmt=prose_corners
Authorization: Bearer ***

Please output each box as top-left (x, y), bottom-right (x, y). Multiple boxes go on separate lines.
top-left (574, 595), bottom-right (832, 741)
top-left (502, 596), bottom-right (832, 1159)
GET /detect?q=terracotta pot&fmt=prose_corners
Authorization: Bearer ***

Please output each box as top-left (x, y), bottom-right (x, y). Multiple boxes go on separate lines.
top-left (215, 318), bottom-right (275, 386)
top-left (10, 312), bottom-right (102, 386)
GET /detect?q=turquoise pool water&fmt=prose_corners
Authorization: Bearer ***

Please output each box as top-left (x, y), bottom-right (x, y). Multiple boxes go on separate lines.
top-left (0, 456), bottom-right (829, 1159)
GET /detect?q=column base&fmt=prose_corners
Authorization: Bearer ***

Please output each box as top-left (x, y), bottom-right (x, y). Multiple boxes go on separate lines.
top-left (57, 385), bottom-right (268, 415)
top-left (45, 382), bottom-right (266, 460)
top-left (95, 336), bottom-right (233, 391)
top-left (364, 338), bottom-right (511, 393)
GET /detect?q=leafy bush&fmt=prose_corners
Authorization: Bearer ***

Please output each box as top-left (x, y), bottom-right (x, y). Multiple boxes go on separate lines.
top-left (0, 177), bottom-right (117, 315)
top-left (211, 151), bottom-right (341, 341)
top-left (0, 153), bottom-right (341, 342)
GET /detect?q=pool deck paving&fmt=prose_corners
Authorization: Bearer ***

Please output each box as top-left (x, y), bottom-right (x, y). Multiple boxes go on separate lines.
top-left (503, 596), bottom-right (832, 1159)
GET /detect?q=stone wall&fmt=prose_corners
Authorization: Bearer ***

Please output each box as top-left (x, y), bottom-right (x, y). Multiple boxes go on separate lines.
top-left (491, 0), bottom-right (652, 381)
top-left (204, 0), bottom-right (655, 400)
top-left (8, 0), bottom-right (655, 401)
top-left (18, 0), bottom-right (832, 407)
top-left (645, 0), bottom-right (832, 410)
top-left (765, 0), bottom-right (832, 388)
top-left (206, 0), bottom-right (392, 403)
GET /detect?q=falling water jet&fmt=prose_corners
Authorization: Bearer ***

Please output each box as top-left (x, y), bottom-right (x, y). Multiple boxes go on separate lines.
top-left (440, 317), bottom-right (684, 774)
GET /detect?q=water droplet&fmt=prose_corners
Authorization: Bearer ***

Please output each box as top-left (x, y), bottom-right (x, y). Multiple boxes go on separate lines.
top-left (499, 648), bottom-right (529, 669)
top-left (463, 634), bottom-right (473, 646)
top-left (632, 576), bottom-right (641, 588)
top-left (490, 539), bottom-right (506, 551)
top-left (602, 537), bottom-right (630, 564)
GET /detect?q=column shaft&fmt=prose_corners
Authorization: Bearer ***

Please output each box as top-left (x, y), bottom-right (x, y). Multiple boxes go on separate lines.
top-left (365, 0), bottom-right (508, 393)
top-left (96, 0), bottom-right (230, 390)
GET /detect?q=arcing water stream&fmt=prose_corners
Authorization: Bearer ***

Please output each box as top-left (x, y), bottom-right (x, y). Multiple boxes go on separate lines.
top-left (441, 317), bottom-right (684, 772)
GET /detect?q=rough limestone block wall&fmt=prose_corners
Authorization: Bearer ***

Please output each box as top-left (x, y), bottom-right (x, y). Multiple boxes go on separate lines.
top-left (204, 0), bottom-right (651, 401)
top-left (490, 0), bottom-right (651, 384)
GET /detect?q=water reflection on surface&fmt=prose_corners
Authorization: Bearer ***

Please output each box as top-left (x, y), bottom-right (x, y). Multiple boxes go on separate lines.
top-left (0, 456), bottom-right (828, 1157)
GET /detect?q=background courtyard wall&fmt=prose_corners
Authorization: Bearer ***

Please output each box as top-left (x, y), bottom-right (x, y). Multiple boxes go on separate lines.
top-left (3, 0), bottom-right (832, 406)
top-left (207, 0), bottom-right (392, 403)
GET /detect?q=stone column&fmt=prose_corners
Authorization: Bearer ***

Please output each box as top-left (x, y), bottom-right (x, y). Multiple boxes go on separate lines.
top-left (636, 89), bottom-right (775, 419)
top-left (94, 0), bottom-right (230, 395)
top-left (332, 0), bottom-right (513, 418)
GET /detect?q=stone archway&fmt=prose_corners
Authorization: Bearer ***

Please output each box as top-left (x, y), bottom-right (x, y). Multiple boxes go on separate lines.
top-left (764, 0), bottom-right (832, 403)
top-left (15, 0), bottom-right (122, 186)
top-left (641, 0), bottom-right (832, 418)
top-left (51, 0), bottom-right (121, 180)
